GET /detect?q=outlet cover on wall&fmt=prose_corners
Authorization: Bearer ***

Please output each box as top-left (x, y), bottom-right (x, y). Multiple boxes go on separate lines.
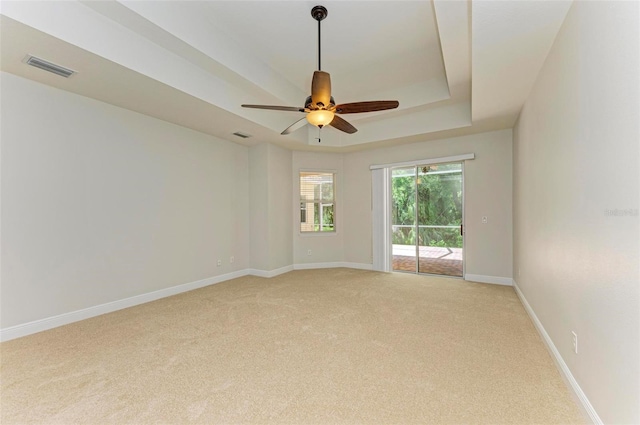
top-left (571, 331), bottom-right (578, 354)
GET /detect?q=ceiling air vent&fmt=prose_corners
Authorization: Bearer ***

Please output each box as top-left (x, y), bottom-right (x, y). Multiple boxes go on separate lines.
top-left (232, 132), bottom-right (252, 139)
top-left (23, 55), bottom-right (76, 78)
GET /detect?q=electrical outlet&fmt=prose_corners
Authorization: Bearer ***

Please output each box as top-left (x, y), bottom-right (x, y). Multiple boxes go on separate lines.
top-left (482, 216), bottom-right (488, 224)
top-left (571, 331), bottom-right (578, 354)
top-left (230, 256), bottom-right (234, 264)
top-left (217, 259), bottom-right (222, 267)
top-left (307, 249), bottom-right (312, 256)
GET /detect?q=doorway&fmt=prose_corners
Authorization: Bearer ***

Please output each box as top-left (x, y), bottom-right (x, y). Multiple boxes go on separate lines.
top-left (391, 162), bottom-right (464, 277)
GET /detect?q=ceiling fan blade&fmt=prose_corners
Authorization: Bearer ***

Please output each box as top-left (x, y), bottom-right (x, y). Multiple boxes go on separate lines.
top-left (242, 104), bottom-right (305, 112)
top-left (335, 100), bottom-right (399, 114)
top-left (281, 117), bottom-right (308, 135)
top-left (311, 71), bottom-right (332, 107)
top-left (330, 115), bottom-right (357, 134)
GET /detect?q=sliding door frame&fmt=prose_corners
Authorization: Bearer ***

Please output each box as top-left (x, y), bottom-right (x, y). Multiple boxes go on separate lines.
top-left (371, 154), bottom-right (474, 277)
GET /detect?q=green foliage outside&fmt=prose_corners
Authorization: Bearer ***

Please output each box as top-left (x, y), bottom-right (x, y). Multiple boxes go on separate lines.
top-left (314, 203), bottom-right (334, 231)
top-left (392, 166), bottom-right (463, 248)
top-left (313, 179), bottom-right (335, 231)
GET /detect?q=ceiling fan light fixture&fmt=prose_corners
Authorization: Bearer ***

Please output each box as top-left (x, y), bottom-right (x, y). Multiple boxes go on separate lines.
top-left (306, 109), bottom-right (334, 127)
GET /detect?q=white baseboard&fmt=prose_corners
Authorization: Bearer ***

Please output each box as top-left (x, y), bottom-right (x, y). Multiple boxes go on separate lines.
top-left (294, 262), bottom-right (343, 270)
top-left (0, 269), bottom-right (249, 342)
top-left (248, 265), bottom-right (294, 278)
top-left (513, 281), bottom-right (602, 425)
top-left (341, 262), bottom-right (374, 271)
top-left (293, 262), bottom-right (373, 271)
top-left (464, 274), bottom-right (513, 286)
top-left (0, 262), bottom-right (375, 342)
top-left (252, 263), bottom-right (372, 276)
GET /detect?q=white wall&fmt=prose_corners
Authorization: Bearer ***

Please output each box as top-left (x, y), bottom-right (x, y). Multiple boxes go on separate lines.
top-left (249, 143), bottom-right (292, 272)
top-left (513, 1), bottom-right (639, 423)
top-left (343, 130), bottom-right (513, 280)
top-left (292, 151), bottom-right (344, 265)
top-left (267, 144), bottom-right (293, 270)
top-left (0, 72), bottom-right (250, 328)
top-left (249, 144), bottom-right (270, 271)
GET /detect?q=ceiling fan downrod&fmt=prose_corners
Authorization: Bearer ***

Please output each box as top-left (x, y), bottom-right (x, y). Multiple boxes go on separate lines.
top-left (311, 5), bottom-right (328, 71)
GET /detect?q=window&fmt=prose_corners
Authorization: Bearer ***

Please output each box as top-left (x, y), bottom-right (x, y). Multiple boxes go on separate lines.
top-left (300, 171), bottom-right (335, 232)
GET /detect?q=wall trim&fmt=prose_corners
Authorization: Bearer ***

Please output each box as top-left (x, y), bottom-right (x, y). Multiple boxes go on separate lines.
top-left (513, 280), bottom-right (602, 425)
top-left (341, 262), bottom-right (374, 271)
top-left (248, 265), bottom-right (294, 278)
top-left (464, 274), bottom-right (513, 286)
top-left (0, 262), bottom-right (375, 342)
top-left (293, 262), bottom-right (373, 271)
top-left (0, 269), bottom-right (250, 343)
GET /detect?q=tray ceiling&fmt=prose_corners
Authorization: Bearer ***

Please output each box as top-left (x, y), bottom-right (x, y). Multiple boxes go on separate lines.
top-left (0, 1), bottom-right (572, 151)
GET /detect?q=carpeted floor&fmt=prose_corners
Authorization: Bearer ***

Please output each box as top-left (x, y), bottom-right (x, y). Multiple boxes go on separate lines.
top-left (0, 269), bottom-right (584, 424)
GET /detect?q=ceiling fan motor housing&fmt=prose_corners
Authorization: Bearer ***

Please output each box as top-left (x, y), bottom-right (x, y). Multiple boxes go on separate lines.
top-left (305, 95), bottom-right (335, 110)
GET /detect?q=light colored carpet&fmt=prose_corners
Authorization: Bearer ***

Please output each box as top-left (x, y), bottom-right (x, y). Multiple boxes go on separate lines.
top-left (1, 269), bottom-right (583, 424)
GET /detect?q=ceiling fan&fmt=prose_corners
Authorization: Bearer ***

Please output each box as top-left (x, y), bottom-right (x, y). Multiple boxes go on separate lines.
top-left (242, 5), bottom-right (399, 136)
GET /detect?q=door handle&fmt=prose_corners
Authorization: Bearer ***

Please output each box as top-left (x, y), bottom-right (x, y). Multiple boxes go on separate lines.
top-left (460, 224), bottom-right (463, 236)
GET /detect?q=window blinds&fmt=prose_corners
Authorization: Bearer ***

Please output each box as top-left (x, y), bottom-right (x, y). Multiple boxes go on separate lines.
top-left (300, 172), bottom-right (334, 203)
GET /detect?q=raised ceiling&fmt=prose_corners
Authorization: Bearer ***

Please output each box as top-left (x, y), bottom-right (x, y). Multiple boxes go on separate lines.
top-left (0, 1), bottom-right (572, 152)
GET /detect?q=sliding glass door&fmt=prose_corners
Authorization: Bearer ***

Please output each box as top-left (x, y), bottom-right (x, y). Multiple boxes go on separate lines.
top-left (391, 162), bottom-right (463, 277)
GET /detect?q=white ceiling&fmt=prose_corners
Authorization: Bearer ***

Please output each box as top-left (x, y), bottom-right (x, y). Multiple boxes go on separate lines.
top-left (0, 0), bottom-right (572, 152)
